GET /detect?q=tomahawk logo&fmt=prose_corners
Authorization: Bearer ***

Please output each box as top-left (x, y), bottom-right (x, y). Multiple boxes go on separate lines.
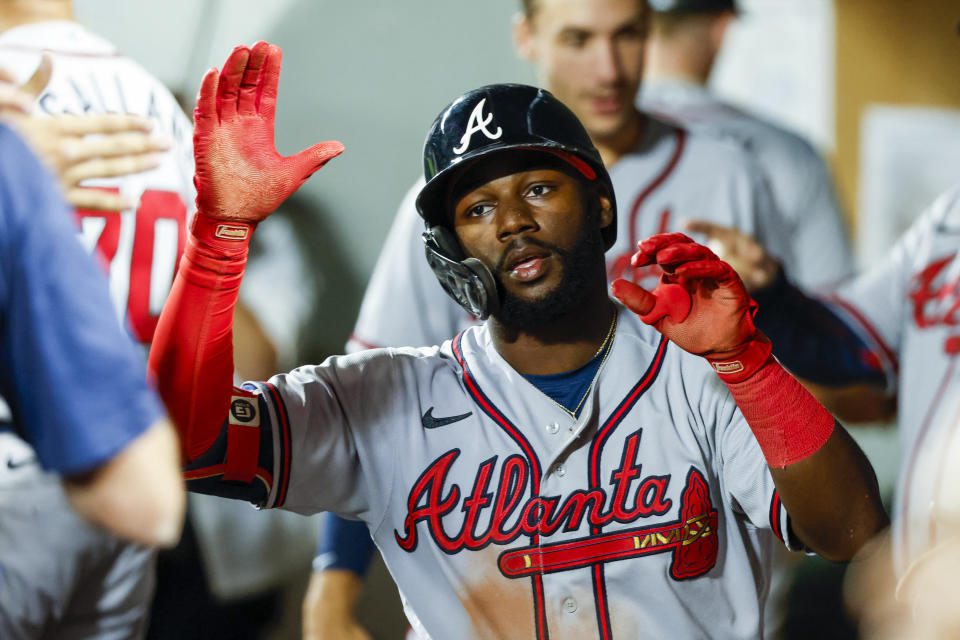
top-left (452, 98), bottom-right (503, 154)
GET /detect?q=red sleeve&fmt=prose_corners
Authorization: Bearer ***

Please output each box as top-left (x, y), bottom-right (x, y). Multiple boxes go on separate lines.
top-left (148, 215), bottom-right (255, 462)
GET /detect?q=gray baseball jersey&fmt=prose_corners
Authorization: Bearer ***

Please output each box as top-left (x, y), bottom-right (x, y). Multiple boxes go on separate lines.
top-left (824, 187), bottom-right (960, 573)
top-left (348, 115), bottom-right (792, 352)
top-left (641, 79), bottom-right (855, 289)
top-left (253, 307), bottom-right (798, 639)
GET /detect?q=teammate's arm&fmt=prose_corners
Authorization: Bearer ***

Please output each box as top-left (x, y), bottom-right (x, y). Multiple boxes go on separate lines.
top-left (63, 418), bottom-right (184, 547)
top-left (148, 43), bottom-right (342, 477)
top-left (613, 233), bottom-right (887, 561)
top-left (303, 514), bottom-right (376, 640)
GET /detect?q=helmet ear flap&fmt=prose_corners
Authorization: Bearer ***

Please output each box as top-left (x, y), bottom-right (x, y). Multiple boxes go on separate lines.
top-left (422, 226), bottom-right (500, 320)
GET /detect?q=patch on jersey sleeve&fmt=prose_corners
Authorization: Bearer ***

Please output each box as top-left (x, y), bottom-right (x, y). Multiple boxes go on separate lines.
top-left (229, 394), bottom-right (260, 427)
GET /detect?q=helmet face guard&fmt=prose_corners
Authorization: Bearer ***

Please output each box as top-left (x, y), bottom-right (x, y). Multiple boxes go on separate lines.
top-left (416, 84), bottom-right (617, 319)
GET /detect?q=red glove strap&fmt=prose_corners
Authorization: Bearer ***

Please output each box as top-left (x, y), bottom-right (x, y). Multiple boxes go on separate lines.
top-left (723, 357), bottom-right (835, 468)
top-left (706, 334), bottom-right (773, 384)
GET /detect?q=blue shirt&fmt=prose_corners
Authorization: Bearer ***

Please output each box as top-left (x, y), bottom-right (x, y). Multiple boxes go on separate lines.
top-left (0, 125), bottom-right (162, 475)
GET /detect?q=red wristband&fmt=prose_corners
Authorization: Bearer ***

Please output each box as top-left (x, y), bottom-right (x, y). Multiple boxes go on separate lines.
top-left (723, 357), bottom-right (836, 468)
top-left (190, 213), bottom-right (256, 252)
top-left (707, 334), bottom-right (773, 384)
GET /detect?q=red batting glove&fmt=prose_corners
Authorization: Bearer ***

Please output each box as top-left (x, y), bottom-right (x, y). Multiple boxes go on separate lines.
top-left (192, 41), bottom-right (343, 230)
top-left (611, 233), bottom-right (772, 382)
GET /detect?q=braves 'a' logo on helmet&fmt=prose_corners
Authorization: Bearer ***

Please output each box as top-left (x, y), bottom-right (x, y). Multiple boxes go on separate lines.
top-left (452, 98), bottom-right (503, 155)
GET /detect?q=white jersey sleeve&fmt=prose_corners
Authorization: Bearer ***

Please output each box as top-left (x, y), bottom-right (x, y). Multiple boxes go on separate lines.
top-left (826, 197), bottom-right (951, 392)
top-left (346, 179), bottom-right (475, 352)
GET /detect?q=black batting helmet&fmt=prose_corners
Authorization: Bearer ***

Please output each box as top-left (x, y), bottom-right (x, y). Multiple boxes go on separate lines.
top-left (416, 84), bottom-right (616, 320)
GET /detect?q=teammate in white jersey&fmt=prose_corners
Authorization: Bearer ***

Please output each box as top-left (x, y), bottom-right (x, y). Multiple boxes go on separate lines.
top-left (150, 43), bottom-right (885, 640)
top-left (641, 0), bottom-right (854, 289)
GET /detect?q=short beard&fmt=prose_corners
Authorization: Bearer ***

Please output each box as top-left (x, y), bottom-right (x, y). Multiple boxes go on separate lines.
top-left (495, 210), bottom-right (605, 333)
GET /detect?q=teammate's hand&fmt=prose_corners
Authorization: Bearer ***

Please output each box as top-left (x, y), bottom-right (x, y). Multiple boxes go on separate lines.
top-left (193, 42), bottom-right (344, 223)
top-left (611, 233), bottom-right (765, 364)
top-left (13, 114), bottom-right (169, 211)
top-left (0, 66), bottom-right (36, 115)
top-left (684, 219), bottom-right (780, 293)
top-left (0, 57), bottom-right (169, 212)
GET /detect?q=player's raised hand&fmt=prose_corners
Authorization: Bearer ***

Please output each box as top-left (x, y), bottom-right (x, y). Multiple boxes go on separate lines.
top-left (684, 219), bottom-right (780, 293)
top-left (193, 42), bottom-right (344, 223)
top-left (612, 233), bottom-right (771, 378)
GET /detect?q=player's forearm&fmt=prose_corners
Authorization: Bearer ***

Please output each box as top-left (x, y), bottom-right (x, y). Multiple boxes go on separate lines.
top-left (768, 426), bottom-right (888, 561)
top-left (63, 417), bottom-right (186, 547)
top-left (722, 357), bottom-right (887, 560)
top-left (149, 216), bottom-right (253, 461)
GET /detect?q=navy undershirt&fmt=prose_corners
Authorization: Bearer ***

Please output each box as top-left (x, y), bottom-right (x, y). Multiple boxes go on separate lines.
top-left (522, 343), bottom-right (609, 417)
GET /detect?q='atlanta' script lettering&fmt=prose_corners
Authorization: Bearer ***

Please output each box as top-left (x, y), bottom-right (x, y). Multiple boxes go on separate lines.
top-left (394, 432), bottom-right (673, 553)
top-left (911, 256), bottom-right (960, 328)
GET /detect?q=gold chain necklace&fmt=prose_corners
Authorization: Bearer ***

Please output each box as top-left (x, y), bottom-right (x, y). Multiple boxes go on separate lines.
top-left (552, 312), bottom-right (618, 419)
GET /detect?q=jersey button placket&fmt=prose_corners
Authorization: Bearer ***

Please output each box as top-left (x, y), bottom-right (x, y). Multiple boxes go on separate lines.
top-left (562, 597), bottom-right (578, 614)
top-left (545, 422), bottom-right (560, 435)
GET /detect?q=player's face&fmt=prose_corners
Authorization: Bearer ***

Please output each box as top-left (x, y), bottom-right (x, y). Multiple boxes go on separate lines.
top-left (451, 160), bottom-right (613, 330)
top-left (515, 0), bottom-right (648, 147)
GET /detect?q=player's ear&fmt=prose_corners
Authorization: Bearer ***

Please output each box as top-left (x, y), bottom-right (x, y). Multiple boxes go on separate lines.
top-left (598, 194), bottom-right (614, 231)
top-left (708, 11), bottom-right (734, 51)
top-left (513, 12), bottom-right (536, 61)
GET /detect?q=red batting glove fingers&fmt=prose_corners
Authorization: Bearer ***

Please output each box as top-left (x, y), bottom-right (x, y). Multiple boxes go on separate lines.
top-left (195, 68), bottom-right (219, 126)
top-left (256, 45), bottom-right (282, 118)
top-left (673, 259), bottom-right (740, 288)
top-left (723, 356), bottom-right (836, 468)
top-left (217, 46), bottom-right (250, 120)
top-left (611, 278), bottom-right (692, 324)
top-left (631, 232), bottom-right (698, 267)
top-left (653, 243), bottom-right (718, 271)
top-left (237, 42), bottom-right (269, 116)
top-left (611, 278), bottom-right (656, 316)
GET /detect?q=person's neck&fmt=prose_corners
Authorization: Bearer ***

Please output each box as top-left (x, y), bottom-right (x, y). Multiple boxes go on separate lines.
top-left (0, 1), bottom-right (74, 33)
top-left (644, 42), bottom-right (713, 87)
top-left (595, 109), bottom-right (646, 168)
top-left (489, 280), bottom-right (616, 376)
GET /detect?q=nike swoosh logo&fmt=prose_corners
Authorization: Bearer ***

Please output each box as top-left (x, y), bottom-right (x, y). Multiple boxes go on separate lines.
top-left (421, 407), bottom-right (473, 429)
top-left (6, 456), bottom-right (36, 470)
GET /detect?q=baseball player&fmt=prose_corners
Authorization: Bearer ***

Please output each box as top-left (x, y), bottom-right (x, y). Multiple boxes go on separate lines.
top-left (150, 43), bottom-right (885, 640)
top-left (311, 0), bottom-right (811, 630)
top-left (641, 0), bottom-right (854, 289)
top-left (0, 121), bottom-right (185, 636)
